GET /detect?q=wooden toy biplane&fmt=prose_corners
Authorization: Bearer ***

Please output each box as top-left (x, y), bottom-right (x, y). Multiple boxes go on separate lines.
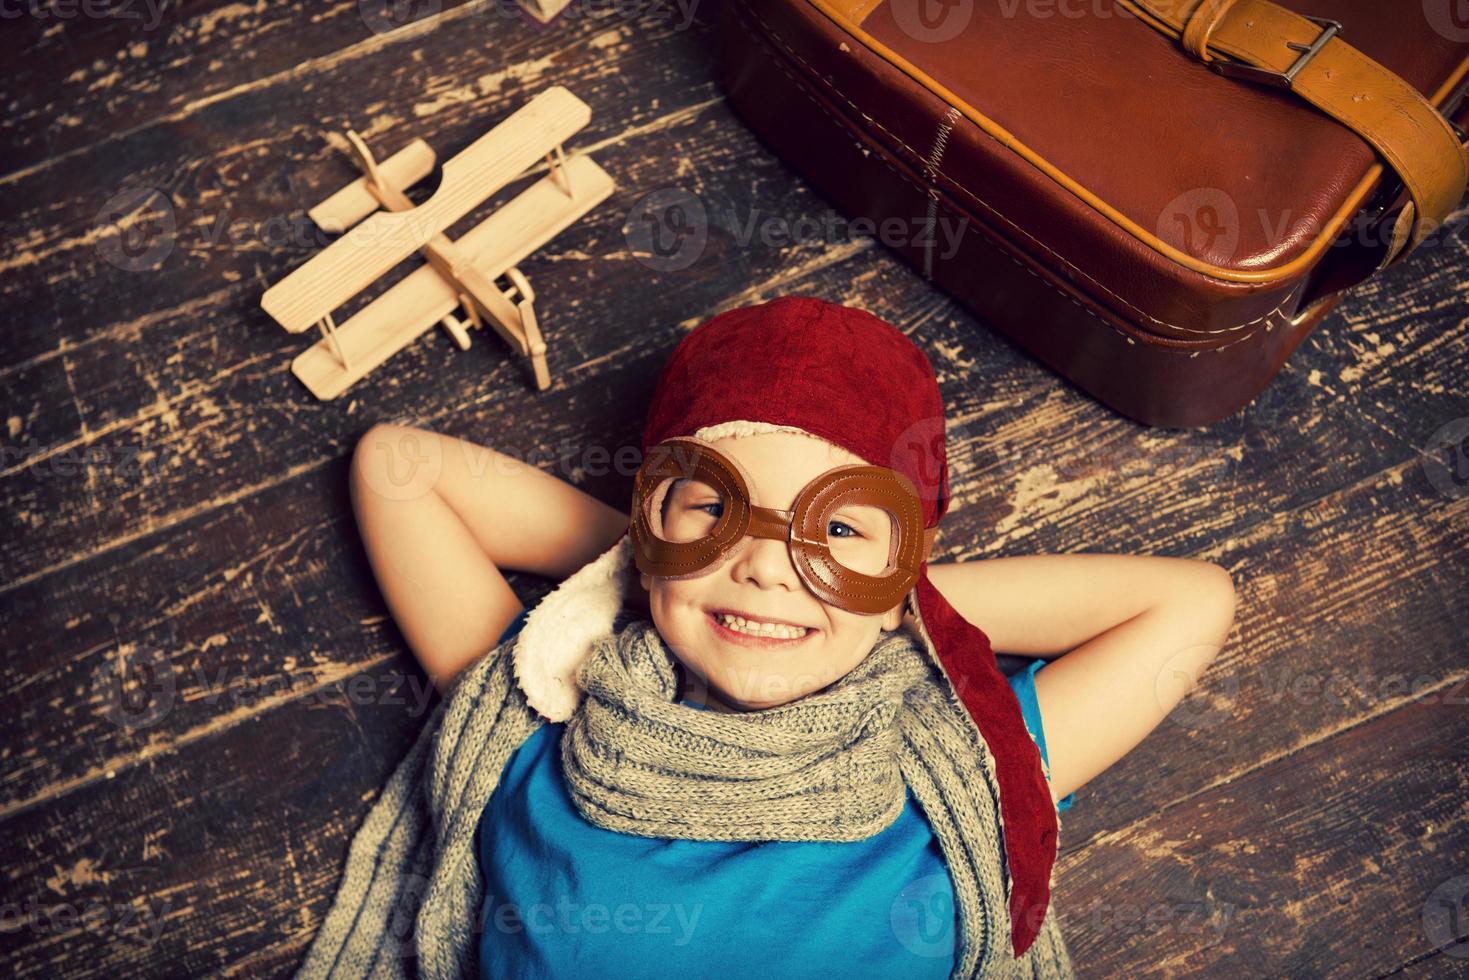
top-left (261, 85), bottom-right (614, 400)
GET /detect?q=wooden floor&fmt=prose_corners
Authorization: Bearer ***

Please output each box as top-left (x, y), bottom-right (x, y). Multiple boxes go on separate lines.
top-left (3, 2), bottom-right (1467, 976)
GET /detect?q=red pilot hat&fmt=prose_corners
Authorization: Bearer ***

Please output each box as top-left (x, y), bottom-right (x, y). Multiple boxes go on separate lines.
top-left (510, 294), bottom-right (1060, 958)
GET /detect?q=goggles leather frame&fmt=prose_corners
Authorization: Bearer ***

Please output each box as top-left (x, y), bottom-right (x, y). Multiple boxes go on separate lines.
top-left (630, 436), bottom-right (935, 615)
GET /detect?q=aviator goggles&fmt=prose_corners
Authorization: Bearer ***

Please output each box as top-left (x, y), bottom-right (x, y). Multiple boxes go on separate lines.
top-left (629, 436), bottom-right (935, 615)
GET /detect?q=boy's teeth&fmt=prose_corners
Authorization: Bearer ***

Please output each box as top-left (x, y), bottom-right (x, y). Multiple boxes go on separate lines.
top-left (716, 612), bottom-right (809, 639)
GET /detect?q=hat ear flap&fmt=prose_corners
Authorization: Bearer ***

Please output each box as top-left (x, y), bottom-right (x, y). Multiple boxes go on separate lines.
top-left (909, 573), bottom-right (1061, 958)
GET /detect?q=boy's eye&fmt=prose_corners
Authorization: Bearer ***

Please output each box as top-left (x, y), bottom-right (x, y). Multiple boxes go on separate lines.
top-left (828, 519), bottom-right (863, 539)
top-left (696, 502), bottom-right (724, 518)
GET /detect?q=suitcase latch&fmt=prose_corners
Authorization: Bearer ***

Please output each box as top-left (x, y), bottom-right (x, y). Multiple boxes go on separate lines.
top-left (1208, 15), bottom-right (1344, 91)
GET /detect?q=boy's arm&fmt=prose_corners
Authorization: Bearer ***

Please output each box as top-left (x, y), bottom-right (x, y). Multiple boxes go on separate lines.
top-left (350, 423), bottom-right (632, 694)
top-left (923, 554), bottom-right (1237, 803)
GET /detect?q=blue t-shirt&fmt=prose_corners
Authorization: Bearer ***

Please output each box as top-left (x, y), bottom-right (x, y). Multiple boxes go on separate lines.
top-left (473, 608), bottom-right (1071, 977)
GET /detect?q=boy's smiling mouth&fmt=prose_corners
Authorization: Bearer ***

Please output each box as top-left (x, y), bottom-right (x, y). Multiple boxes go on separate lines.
top-left (706, 608), bottom-right (815, 646)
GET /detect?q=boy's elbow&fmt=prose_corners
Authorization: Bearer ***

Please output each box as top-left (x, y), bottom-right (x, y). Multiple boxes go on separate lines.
top-left (352, 422), bottom-right (398, 475)
top-left (350, 423), bottom-right (386, 487)
top-left (1196, 561), bottom-right (1238, 638)
top-left (350, 422), bottom-right (425, 508)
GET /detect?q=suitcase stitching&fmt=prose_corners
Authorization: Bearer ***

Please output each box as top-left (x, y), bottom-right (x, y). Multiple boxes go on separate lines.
top-left (738, 3), bottom-right (1297, 342)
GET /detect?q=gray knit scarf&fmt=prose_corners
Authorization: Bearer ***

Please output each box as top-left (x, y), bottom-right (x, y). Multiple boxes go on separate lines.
top-left (294, 614), bottom-right (1075, 979)
top-left (561, 619), bottom-right (927, 842)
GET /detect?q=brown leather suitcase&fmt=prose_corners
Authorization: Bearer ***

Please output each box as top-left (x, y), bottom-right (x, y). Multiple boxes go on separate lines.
top-left (717, 0), bottom-right (1469, 427)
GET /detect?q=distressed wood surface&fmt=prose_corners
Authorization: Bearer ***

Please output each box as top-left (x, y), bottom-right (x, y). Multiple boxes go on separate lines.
top-left (2, 1), bottom-right (1467, 977)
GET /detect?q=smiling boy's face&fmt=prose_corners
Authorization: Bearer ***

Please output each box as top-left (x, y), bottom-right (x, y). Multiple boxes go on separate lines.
top-left (639, 430), bottom-right (909, 713)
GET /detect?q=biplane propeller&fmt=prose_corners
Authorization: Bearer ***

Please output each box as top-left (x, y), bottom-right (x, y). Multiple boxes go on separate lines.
top-left (261, 85), bottom-right (614, 400)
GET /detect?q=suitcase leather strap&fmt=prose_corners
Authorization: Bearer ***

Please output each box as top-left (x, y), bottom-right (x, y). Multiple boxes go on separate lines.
top-left (1122, 0), bottom-right (1469, 266)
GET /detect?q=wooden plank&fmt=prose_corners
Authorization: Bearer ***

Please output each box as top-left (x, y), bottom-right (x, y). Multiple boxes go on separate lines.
top-left (1057, 679), bottom-right (1469, 977)
top-left (0, 0), bottom-right (527, 181)
top-left (0, 13), bottom-right (714, 367)
top-left (0, 674), bottom-right (441, 976)
top-left (3, 4), bottom-right (1467, 978)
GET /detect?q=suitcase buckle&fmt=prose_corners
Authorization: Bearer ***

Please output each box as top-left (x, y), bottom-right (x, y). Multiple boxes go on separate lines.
top-left (1208, 15), bottom-right (1344, 91)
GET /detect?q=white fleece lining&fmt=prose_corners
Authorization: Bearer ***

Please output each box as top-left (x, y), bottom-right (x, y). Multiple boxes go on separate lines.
top-left (511, 533), bottom-right (636, 722)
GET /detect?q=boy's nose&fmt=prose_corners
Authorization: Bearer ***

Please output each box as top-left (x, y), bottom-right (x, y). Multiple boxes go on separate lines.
top-left (731, 534), bottom-right (802, 593)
